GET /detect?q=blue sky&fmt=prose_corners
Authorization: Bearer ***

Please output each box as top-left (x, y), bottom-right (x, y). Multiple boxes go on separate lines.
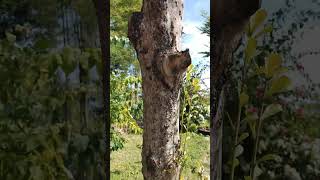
top-left (180, 0), bottom-right (320, 90)
top-left (182, 0), bottom-right (210, 89)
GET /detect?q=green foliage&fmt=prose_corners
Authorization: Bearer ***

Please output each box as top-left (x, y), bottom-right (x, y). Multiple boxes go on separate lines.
top-left (111, 36), bottom-right (139, 72)
top-left (0, 1), bottom-right (108, 179)
top-left (71, 0), bottom-right (97, 31)
top-left (0, 38), bottom-right (105, 179)
top-left (109, 0), bottom-right (142, 74)
top-left (199, 12), bottom-right (210, 58)
top-left (257, 126), bottom-right (320, 179)
top-left (110, 72), bottom-right (143, 135)
top-left (180, 65), bottom-right (210, 132)
top-left (199, 12), bottom-right (210, 37)
top-left (225, 8), bottom-right (320, 180)
top-left (110, 129), bottom-right (126, 151)
top-left (110, 0), bottom-right (142, 36)
top-left (0, 0), bottom-right (98, 49)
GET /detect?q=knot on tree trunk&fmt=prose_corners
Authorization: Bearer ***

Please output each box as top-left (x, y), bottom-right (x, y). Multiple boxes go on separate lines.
top-left (162, 49), bottom-right (191, 77)
top-left (157, 49), bottom-right (191, 90)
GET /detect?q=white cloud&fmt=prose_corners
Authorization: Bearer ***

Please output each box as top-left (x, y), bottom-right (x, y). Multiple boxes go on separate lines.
top-left (182, 21), bottom-right (209, 62)
top-left (182, 20), bottom-right (210, 89)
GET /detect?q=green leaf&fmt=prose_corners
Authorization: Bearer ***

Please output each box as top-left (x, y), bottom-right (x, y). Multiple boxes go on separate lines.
top-left (233, 158), bottom-right (240, 168)
top-left (38, 55), bottom-right (51, 73)
top-left (255, 66), bottom-right (265, 75)
top-left (61, 61), bottom-right (76, 75)
top-left (79, 52), bottom-right (90, 70)
top-left (34, 38), bottom-right (52, 50)
top-left (257, 154), bottom-right (280, 164)
top-left (5, 32), bottom-right (16, 43)
top-left (250, 9), bottom-right (268, 33)
top-left (52, 53), bottom-right (62, 66)
top-left (245, 37), bottom-right (257, 63)
top-left (87, 48), bottom-right (100, 68)
top-left (261, 104), bottom-right (282, 120)
top-left (186, 65), bottom-right (193, 81)
top-left (266, 76), bottom-right (291, 96)
top-left (244, 112), bottom-right (259, 122)
top-left (15, 24), bottom-right (25, 32)
top-left (244, 114), bottom-right (258, 138)
top-left (253, 165), bottom-right (263, 178)
top-left (62, 47), bottom-right (75, 62)
top-left (235, 145), bottom-right (244, 157)
top-left (238, 133), bottom-right (249, 144)
top-left (239, 92), bottom-right (249, 107)
top-left (61, 48), bottom-right (77, 74)
top-left (265, 53), bottom-right (282, 77)
top-left (244, 176), bottom-right (252, 180)
top-left (192, 78), bottom-right (200, 92)
top-left (41, 149), bottom-right (55, 161)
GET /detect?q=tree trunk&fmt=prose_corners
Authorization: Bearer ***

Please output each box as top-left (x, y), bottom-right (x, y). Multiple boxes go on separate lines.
top-left (128, 0), bottom-right (191, 179)
top-left (92, 0), bottom-right (109, 179)
top-left (211, 1), bottom-right (261, 179)
top-left (211, 24), bottom-right (246, 180)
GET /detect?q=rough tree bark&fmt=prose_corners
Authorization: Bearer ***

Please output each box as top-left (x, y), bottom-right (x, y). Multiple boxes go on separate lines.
top-left (211, 0), bottom-right (261, 179)
top-left (128, 0), bottom-right (191, 179)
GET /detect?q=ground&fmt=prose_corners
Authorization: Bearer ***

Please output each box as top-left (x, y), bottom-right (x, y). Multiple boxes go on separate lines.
top-left (111, 133), bottom-right (210, 180)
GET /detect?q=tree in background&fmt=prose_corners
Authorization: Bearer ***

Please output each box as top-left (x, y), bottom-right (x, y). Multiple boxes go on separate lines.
top-left (109, 0), bottom-right (144, 154)
top-left (199, 12), bottom-right (210, 58)
top-left (111, 0), bottom-right (142, 37)
top-left (110, 0), bottom-right (142, 73)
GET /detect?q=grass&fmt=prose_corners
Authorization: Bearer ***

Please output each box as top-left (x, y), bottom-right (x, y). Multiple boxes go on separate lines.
top-left (111, 132), bottom-right (209, 180)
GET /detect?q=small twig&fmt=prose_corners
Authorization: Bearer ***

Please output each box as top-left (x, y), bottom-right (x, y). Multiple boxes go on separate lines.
top-left (250, 96), bottom-right (266, 178)
top-left (230, 99), bottom-right (242, 180)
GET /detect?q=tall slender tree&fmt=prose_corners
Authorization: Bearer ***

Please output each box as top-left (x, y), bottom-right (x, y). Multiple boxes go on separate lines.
top-left (211, 0), bottom-right (260, 179)
top-left (128, 0), bottom-right (191, 179)
top-left (92, 0), bottom-right (110, 179)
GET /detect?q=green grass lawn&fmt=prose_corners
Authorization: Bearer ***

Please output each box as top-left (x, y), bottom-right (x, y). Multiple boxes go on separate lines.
top-left (111, 133), bottom-right (209, 180)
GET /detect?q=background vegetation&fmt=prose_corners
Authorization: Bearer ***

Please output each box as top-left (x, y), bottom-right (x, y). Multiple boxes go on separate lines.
top-left (0, 0), bottom-right (319, 180)
top-left (222, 4), bottom-right (320, 179)
top-left (0, 1), bottom-right (105, 179)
